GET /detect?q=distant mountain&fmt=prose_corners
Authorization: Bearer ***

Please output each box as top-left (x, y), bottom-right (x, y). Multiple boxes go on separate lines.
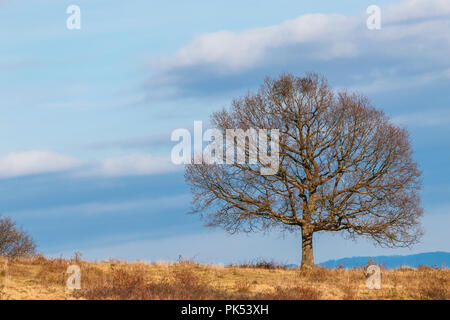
top-left (318, 251), bottom-right (450, 269)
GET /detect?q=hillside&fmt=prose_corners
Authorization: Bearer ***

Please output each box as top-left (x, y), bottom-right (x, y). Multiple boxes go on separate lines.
top-left (319, 252), bottom-right (450, 269)
top-left (0, 255), bottom-right (448, 300)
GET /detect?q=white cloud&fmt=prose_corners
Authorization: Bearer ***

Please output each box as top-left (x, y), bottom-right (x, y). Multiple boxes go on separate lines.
top-left (0, 150), bottom-right (180, 179)
top-left (156, 13), bottom-right (358, 73)
top-left (384, 0), bottom-right (450, 22)
top-left (0, 150), bottom-right (81, 178)
top-left (150, 0), bottom-right (450, 96)
top-left (83, 154), bottom-right (180, 177)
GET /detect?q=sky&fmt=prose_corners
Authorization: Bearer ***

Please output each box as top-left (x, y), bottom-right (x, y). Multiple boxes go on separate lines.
top-left (0, 0), bottom-right (449, 264)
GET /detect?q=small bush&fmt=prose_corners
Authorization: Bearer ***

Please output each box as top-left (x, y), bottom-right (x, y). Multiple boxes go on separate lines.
top-left (233, 258), bottom-right (286, 270)
top-left (0, 215), bottom-right (37, 258)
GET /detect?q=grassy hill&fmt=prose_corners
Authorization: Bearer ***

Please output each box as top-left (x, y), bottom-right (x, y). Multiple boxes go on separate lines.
top-left (0, 255), bottom-right (448, 300)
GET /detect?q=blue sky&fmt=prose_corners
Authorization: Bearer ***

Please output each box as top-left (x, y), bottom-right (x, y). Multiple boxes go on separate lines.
top-left (0, 0), bottom-right (449, 264)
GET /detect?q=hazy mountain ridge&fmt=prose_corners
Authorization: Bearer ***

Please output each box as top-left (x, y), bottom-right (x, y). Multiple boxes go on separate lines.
top-left (317, 251), bottom-right (450, 269)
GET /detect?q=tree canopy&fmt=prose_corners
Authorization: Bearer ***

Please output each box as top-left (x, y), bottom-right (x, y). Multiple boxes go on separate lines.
top-left (186, 73), bottom-right (423, 268)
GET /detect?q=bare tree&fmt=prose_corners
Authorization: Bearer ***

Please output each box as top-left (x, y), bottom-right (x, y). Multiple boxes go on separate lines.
top-left (185, 73), bottom-right (423, 268)
top-left (0, 215), bottom-right (37, 258)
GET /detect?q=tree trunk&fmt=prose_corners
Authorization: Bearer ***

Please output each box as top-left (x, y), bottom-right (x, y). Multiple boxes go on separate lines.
top-left (301, 227), bottom-right (314, 268)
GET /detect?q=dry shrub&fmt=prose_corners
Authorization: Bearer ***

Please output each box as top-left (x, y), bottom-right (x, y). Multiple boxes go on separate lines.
top-left (34, 256), bottom-right (72, 287)
top-left (30, 254), bottom-right (47, 265)
top-left (28, 253), bottom-right (104, 289)
top-left (235, 259), bottom-right (286, 270)
top-left (417, 265), bottom-right (434, 272)
top-left (0, 283), bottom-right (6, 300)
top-left (342, 276), bottom-right (357, 299)
top-left (256, 286), bottom-right (321, 300)
top-left (77, 267), bottom-right (146, 299)
top-left (235, 280), bottom-right (252, 294)
top-left (0, 215), bottom-right (37, 259)
top-left (416, 274), bottom-right (449, 300)
top-left (0, 258), bottom-right (7, 300)
top-left (0, 256), bottom-right (7, 276)
top-left (78, 266), bottom-right (231, 300)
top-left (81, 264), bottom-right (106, 286)
top-left (298, 267), bottom-right (329, 282)
top-left (78, 262), bottom-right (323, 300)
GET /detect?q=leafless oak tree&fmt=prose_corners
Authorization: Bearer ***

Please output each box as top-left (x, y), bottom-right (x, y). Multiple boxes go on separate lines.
top-left (185, 73), bottom-right (423, 268)
top-left (0, 215), bottom-right (37, 258)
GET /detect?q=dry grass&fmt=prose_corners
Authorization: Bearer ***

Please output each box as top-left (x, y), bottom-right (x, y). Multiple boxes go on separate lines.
top-left (0, 255), bottom-right (448, 300)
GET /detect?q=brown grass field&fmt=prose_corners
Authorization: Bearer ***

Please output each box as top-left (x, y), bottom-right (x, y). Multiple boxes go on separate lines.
top-left (0, 254), bottom-right (448, 300)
